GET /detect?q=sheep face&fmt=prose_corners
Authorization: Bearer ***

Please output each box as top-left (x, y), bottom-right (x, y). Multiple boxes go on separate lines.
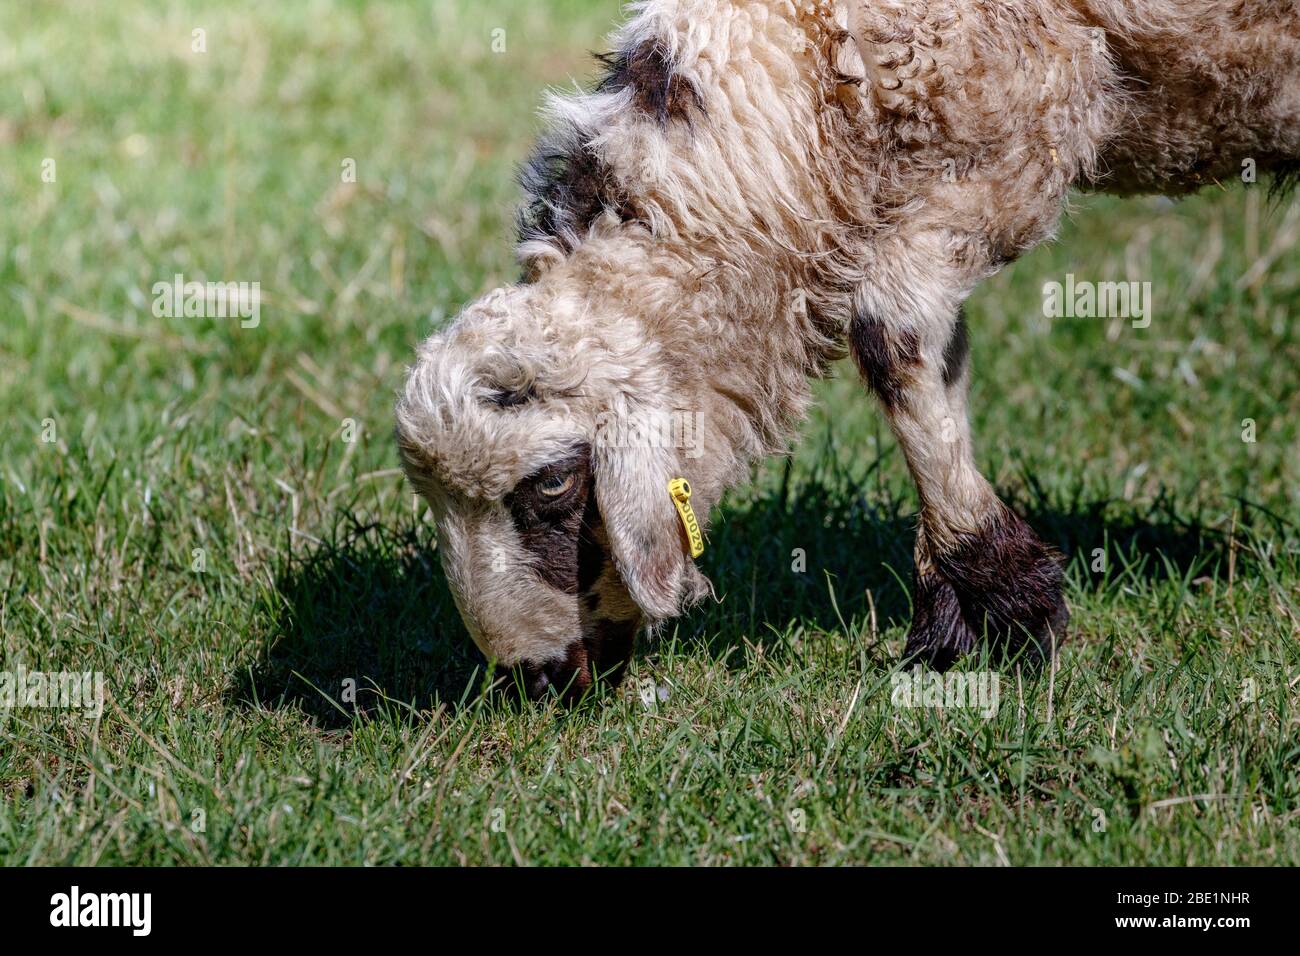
top-left (395, 285), bottom-right (710, 701)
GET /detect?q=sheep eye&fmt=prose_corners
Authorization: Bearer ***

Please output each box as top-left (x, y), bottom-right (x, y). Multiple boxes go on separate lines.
top-left (537, 473), bottom-right (575, 497)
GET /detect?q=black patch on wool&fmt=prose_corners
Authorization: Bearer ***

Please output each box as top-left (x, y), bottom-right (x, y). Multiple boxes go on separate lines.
top-left (487, 385), bottom-right (537, 408)
top-left (516, 135), bottom-right (630, 261)
top-left (595, 40), bottom-right (702, 126)
top-left (848, 309), bottom-right (921, 411)
top-left (514, 39), bottom-right (699, 267)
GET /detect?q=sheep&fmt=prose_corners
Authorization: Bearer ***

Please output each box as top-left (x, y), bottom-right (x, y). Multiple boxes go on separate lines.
top-left (395, 0), bottom-right (1300, 700)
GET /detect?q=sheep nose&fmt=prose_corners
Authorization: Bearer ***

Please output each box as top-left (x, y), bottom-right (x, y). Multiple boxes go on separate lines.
top-left (520, 659), bottom-right (564, 700)
top-left (522, 660), bottom-right (553, 699)
top-left (519, 658), bottom-right (589, 702)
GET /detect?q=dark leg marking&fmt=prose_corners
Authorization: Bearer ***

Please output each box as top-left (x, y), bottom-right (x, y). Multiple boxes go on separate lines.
top-left (934, 508), bottom-right (1069, 667)
top-left (941, 307), bottom-right (969, 388)
top-left (848, 310), bottom-right (920, 411)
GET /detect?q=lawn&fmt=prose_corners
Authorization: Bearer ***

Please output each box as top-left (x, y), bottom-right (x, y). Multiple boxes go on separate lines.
top-left (1, 0), bottom-right (1297, 865)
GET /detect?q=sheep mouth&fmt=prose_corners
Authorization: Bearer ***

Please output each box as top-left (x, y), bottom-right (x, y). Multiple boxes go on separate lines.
top-left (583, 616), bottom-right (638, 692)
top-left (514, 618), bottom-right (638, 704)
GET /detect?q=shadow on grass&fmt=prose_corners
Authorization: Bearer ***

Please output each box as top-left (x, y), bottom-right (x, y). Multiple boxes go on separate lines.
top-left (674, 477), bottom-right (1252, 669)
top-left (232, 478), bottom-right (1257, 726)
top-left (231, 519), bottom-right (488, 728)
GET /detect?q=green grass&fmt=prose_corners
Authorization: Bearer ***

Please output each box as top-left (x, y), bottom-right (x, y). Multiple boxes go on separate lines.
top-left (2, 0), bottom-right (1298, 866)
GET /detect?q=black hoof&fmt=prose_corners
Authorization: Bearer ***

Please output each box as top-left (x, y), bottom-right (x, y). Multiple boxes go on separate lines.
top-left (934, 508), bottom-right (1069, 667)
top-left (902, 569), bottom-right (979, 672)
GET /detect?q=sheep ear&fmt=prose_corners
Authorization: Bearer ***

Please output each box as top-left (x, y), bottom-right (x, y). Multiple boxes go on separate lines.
top-left (592, 438), bottom-right (704, 621)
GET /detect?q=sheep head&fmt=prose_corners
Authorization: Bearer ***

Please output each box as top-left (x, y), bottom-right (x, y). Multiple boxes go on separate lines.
top-left (395, 281), bottom-right (712, 702)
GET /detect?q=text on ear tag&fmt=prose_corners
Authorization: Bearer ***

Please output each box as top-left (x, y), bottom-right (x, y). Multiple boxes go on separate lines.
top-left (668, 478), bottom-right (705, 559)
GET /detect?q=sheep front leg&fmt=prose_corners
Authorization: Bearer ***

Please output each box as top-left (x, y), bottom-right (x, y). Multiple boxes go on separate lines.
top-left (849, 289), bottom-right (1068, 671)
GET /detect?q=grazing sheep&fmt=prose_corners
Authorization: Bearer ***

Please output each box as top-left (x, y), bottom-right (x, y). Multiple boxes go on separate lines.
top-left (395, 0), bottom-right (1300, 700)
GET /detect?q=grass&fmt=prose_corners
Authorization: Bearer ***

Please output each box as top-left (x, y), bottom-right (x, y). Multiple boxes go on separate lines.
top-left (1, 0), bottom-right (1298, 866)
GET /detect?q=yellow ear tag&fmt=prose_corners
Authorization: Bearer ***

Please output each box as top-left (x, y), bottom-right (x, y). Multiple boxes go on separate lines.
top-left (668, 478), bottom-right (705, 559)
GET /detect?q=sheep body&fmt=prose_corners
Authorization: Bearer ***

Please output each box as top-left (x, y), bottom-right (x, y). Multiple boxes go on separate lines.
top-left (397, 0), bottom-right (1299, 691)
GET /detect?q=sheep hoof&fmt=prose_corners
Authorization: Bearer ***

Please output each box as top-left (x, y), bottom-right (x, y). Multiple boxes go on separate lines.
top-left (935, 508), bottom-right (1070, 669)
top-left (902, 570), bottom-right (979, 672)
